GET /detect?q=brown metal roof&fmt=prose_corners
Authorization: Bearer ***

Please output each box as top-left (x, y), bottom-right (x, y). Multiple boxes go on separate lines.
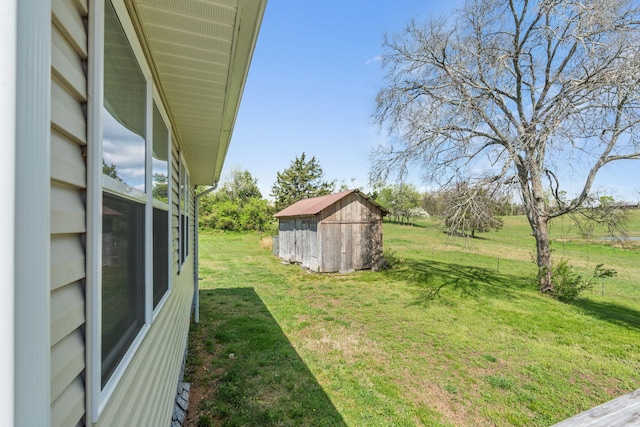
top-left (274, 189), bottom-right (387, 218)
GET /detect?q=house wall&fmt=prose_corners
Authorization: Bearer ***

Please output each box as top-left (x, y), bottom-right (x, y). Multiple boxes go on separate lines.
top-left (172, 144), bottom-right (181, 273)
top-left (0, 1), bottom-right (16, 423)
top-left (317, 193), bottom-right (384, 273)
top-left (50, 0), bottom-right (89, 425)
top-left (95, 140), bottom-right (194, 426)
top-left (49, 1), bottom-right (196, 425)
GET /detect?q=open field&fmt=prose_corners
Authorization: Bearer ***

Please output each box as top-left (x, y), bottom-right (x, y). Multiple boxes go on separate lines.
top-left (185, 212), bottom-right (640, 426)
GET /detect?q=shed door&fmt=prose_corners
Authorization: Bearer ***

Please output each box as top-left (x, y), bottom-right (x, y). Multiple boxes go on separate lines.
top-left (305, 220), bottom-right (318, 271)
top-left (294, 218), bottom-right (304, 262)
top-left (294, 218), bottom-right (316, 267)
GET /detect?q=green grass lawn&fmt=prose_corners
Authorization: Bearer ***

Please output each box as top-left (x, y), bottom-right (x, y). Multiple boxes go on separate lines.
top-left (185, 211), bottom-right (640, 427)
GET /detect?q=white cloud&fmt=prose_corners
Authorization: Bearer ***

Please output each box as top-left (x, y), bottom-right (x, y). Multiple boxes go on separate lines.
top-left (103, 133), bottom-right (145, 189)
top-left (365, 55), bottom-right (382, 65)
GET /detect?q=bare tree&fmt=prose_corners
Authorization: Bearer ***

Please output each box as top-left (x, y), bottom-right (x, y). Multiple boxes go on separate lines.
top-left (444, 182), bottom-right (504, 238)
top-left (569, 194), bottom-right (629, 241)
top-left (372, 0), bottom-right (640, 292)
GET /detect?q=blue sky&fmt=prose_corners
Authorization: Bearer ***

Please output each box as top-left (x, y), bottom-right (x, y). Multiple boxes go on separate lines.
top-left (224, 1), bottom-right (640, 204)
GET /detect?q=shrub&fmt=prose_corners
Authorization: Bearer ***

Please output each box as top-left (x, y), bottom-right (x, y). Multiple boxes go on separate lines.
top-left (200, 197), bottom-right (276, 232)
top-left (549, 260), bottom-right (617, 302)
top-left (381, 248), bottom-right (403, 270)
top-left (549, 259), bottom-right (591, 302)
top-left (238, 198), bottom-right (275, 232)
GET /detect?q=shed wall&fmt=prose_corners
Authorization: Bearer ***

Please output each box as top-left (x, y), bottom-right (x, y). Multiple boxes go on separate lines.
top-left (278, 218), bottom-right (296, 262)
top-left (278, 217), bottom-right (319, 271)
top-left (317, 193), bottom-right (384, 272)
top-left (277, 192), bottom-right (384, 273)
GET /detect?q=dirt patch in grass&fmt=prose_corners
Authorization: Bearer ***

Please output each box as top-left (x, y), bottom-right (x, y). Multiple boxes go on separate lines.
top-left (183, 324), bottom-right (221, 427)
top-left (399, 369), bottom-right (484, 427)
top-left (298, 324), bottom-right (385, 364)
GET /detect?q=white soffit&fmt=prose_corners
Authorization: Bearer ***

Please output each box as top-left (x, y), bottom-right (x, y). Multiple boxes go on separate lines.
top-left (130, 0), bottom-right (266, 184)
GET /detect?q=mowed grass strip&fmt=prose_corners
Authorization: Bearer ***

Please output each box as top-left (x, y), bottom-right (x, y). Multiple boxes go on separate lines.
top-left (185, 286), bottom-right (346, 427)
top-left (186, 212), bottom-right (640, 427)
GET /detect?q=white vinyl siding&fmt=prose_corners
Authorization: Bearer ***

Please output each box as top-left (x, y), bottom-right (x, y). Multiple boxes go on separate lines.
top-left (50, 0), bottom-right (88, 426)
top-left (51, 284), bottom-right (85, 352)
top-left (51, 79), bottom-right (86, 143)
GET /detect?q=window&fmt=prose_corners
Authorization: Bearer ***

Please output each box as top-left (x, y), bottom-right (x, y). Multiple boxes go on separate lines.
top-left (91, 0), bottom-right (177, 418)
top-left (101, 0), bottom-right (147, 387)
top-left (152, 102), bottom-right (169, 308)
top-left (179, 155), bottom-right (190, 267)
top-left (87, 0), bottom-right (176, 422)
top-left (101, 193), bottom-right (145, 385)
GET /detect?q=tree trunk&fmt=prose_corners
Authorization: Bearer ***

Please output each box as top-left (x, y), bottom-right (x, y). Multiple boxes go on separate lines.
top-left (521, 158), bottom-right (554, 293)
top-left (533, 215), bottom-right (553, 292)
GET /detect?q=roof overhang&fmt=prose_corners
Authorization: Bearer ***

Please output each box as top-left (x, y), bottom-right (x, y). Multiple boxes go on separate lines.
top-left (274, 189), bottom-right (389, 218)
top-left (127, 0), bottom-right (267, 185)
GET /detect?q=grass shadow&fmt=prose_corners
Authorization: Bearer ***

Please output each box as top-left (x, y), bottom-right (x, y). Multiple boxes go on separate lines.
top-left (392, 259), bottom-right (532, 306)
top-left (442, 230), bottom-right (490, 240)
top-left (383, 219), bottom-right (428, 228)
top-left (186, 287), bottom-right (347, 427)
top-left (572, 298), bottom-right (640, 331)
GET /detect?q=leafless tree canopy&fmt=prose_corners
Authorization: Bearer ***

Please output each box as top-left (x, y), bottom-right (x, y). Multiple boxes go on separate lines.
top-left (444, 182), bottom-right (505, 238)
top-left (373, 0), bottom-right (640, 291)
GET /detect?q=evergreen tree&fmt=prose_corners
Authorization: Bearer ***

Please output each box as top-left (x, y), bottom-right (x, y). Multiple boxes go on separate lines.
top-left (271, 152), bottom-right (335, 211)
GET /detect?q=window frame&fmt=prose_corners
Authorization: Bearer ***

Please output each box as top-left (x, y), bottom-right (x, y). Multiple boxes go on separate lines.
top-left (179, 152), bottom-right (191, 270)
top-left (87, 0), bottom-right (174, 420)
top-left (100, 191), bottom-right (146, 386)
top-left (152, 97), bottom-right (172, 317)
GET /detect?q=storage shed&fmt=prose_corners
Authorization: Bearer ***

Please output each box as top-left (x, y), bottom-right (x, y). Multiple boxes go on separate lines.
top-left (274, 190), bottom-right (388, 272)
